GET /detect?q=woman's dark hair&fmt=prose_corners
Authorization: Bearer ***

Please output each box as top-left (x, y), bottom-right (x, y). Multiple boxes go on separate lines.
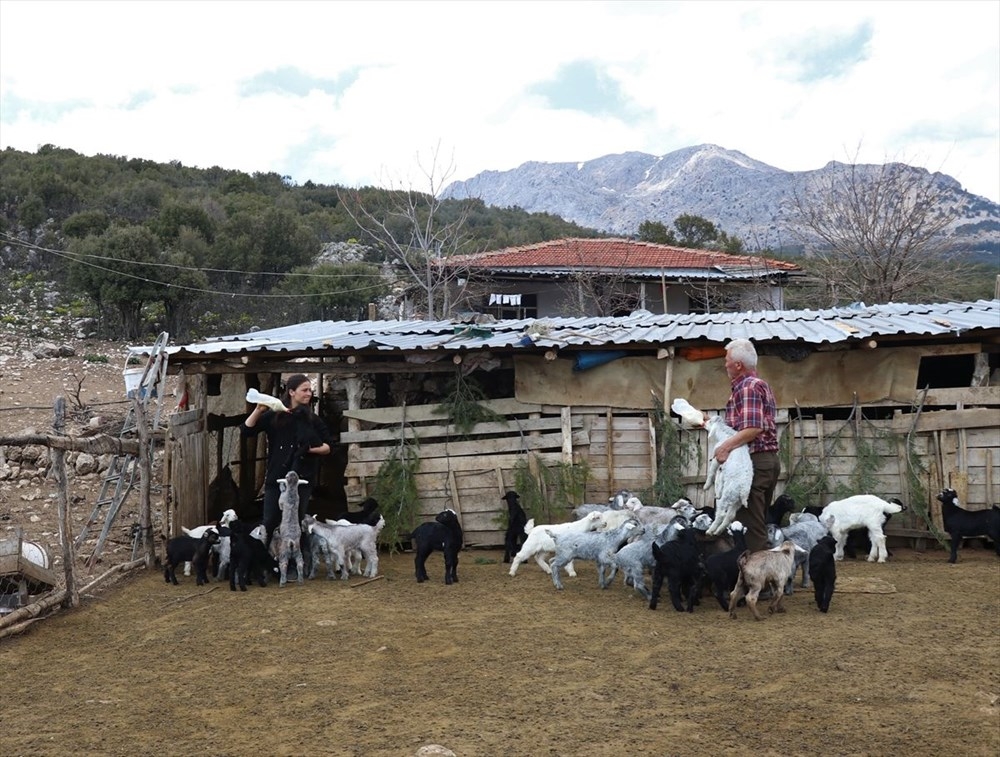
top-left (280, 373), bottom-right (312, 406)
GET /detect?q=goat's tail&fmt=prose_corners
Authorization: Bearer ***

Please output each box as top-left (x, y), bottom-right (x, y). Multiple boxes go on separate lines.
top-left (524, 519), bottom-right (535, 535)
top-left (736, 549), bottom-right (752, 571)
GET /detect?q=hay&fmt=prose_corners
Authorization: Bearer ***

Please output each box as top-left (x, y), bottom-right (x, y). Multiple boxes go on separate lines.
top-left (836, 576), bottom-right (897, 594)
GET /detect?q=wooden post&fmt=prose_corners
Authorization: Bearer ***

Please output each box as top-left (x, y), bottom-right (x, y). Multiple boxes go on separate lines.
top-left (133, 397), bottom-right (155, 569)
top-left (448, 469), bottom-right (465, 547)
top-left (561, 406), bottom-right (573, 465)
top-left (647, 413), bottom-right (657, 486)
top-left (986, 449), bottom-right (995, 508)
top-left (345, 375), bottom-right (363, 495)
top-left (957, 401), bottom-right (967, 474)
top-left (52, 397), bottom-right (79, 608)
top-left (660, 347), bottom-right (675, 409)
top-left (495, 466), bottom-right (506, 498)
top-left (816, 414), bottom-right (825, 503)
top-left (606, 408), bottom-right (615, 493)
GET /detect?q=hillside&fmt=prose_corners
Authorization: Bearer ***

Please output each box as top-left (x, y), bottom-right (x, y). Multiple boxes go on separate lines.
top-left (442, 144), bottom-right (1000, 258)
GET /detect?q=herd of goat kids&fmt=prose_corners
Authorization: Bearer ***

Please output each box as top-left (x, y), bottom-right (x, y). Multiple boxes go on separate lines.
top-left (164, 413), bottom-right (1000, 620)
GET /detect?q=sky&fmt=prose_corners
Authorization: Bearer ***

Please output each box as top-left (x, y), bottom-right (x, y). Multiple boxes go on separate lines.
top-left (1, 0), bottom-right (998, 202)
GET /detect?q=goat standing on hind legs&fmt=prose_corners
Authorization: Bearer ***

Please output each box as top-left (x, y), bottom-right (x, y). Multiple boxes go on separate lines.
top-left (275, 472), bottom-right (309, 587)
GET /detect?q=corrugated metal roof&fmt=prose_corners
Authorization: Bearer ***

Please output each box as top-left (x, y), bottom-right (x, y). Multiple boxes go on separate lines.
top-left (161, 299), bottom-right (1000, 360)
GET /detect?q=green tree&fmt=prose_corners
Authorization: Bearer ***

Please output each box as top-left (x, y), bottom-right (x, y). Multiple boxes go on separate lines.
top-left (673, 213), bottom-right (719, 247)
top-left (638, 220), bottom-right (676, 244)
top-left (159, 228), bottom-right (211, 337)
top-left (63, 210), bottom-right (110, 239)
top-left (152, 202), bottom-right (216, 243)
top-left (67, 224), bottom-right (165, 338)
top-left (211, 206), bottom-right (318, 291)
top-left (277, 261), bottom-right (389, 321)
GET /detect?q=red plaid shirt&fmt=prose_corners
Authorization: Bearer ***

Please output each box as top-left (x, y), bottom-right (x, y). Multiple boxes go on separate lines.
top-left (725, 371), bottom-right (778, 453)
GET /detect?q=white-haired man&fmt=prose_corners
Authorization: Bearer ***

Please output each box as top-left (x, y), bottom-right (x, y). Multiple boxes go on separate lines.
top-left (710, 339), bottom-right (779, 551)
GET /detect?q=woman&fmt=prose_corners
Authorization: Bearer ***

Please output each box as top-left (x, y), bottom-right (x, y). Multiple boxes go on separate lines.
top-left (241, 373), bottom-right (334, 545)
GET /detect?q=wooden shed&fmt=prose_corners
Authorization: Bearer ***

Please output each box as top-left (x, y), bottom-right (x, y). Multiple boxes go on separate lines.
top-left (157, 299), bottom-right (1000, 549)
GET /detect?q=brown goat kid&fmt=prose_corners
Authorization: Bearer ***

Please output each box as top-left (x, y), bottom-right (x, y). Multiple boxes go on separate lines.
top-left (728, 541), bottom-right (802, 621)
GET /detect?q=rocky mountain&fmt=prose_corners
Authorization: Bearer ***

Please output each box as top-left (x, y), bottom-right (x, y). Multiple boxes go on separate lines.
top-left (442, 145), bottom-right (999, 257)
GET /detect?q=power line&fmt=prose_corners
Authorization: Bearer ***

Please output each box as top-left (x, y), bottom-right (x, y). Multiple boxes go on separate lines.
top-left (1, 234), bottom-right (390, 298)
top-left (1, 232), bottom-right (384, 278)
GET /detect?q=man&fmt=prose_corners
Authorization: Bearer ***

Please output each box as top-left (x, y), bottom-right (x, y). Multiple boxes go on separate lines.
top-left (710, 339), bottom-right (779, 552)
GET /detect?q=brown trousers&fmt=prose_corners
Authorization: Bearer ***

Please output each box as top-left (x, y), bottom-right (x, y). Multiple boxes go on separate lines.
top-left (738, 451), bottom-right (781, 552)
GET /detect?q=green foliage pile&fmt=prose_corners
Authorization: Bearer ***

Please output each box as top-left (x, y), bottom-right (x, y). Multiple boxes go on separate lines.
top-left (369, 441), bottom-right (421, 554)
top-left (649, 399), bottom-right (699, 506)
top-left (512, 454), bottom-right (590, 525)
top-left (433, 372), bottom-right (507, 436)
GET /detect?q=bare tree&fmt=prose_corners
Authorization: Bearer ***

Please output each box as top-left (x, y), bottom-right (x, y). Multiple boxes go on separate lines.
top-left (793, 152), bottom-right (968, 305)
top-left (561, 267), bottom-right (640, 317)
top-left (337, 144), bottom-right (476, 320)
top-left (685, 256), bottom-right (793, 314)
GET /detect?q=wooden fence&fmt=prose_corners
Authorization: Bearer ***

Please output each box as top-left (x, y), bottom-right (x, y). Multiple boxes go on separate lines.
top-left (342, 397), bottom-right (999, 548)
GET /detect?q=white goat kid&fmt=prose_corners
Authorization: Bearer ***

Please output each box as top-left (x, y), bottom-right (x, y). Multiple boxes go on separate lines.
top-left (508, 512), bottom-right (603, 577)
top-left (546, 519), bottom-right (643, 590)
top-left (820, 495), bottom-right (907, 563)
top-left (306, 514), bottom-right (383, 580)
top-left (702, 416), bottom-right (752, 537)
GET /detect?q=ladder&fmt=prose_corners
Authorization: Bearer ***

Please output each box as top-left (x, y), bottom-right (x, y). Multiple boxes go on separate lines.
top-left (76, 332), bottom-right (170, 565)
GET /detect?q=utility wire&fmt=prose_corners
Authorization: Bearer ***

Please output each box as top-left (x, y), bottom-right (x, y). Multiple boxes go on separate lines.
top-left (0, 232), bottom-right (385, 279)
top-left (2, 234), bottom-right (390, 298)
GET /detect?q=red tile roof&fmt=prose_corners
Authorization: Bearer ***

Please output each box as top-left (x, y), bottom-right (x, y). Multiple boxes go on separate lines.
top-left (448, 238), bottom-right (800, 272)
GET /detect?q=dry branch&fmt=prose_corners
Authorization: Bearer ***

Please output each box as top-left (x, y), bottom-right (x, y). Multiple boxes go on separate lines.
top-left (350, 575), bottom-right (385, 588)
top-left (161, 585), bottom-right (219, 608)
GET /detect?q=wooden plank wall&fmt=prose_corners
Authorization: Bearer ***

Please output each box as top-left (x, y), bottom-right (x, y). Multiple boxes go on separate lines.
top-left (342, 395), bottom-right (998, 547)
top-left (676, 407), bottom-right (1000, 538)
top-left (166, 409), bottom-right (207, 538)
top-left (342, 398), bottom-right (593, 547)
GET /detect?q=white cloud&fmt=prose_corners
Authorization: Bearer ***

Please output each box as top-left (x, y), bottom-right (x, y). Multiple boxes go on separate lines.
top-left (2, 0), bottom-right (997, 201)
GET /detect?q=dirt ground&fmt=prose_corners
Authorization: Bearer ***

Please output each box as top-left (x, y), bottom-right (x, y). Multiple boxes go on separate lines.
top-left (1, 332), bottom-right (999, 757)
top-left (0, 545), bottom-right (998, 756)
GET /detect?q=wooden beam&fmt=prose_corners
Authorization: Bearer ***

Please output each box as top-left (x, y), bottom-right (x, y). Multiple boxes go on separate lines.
top-left (341, 415), bottom-right (582, 444)
top-left (343, 397), bottom-right (542, 424)
top-left (0, 433), bottom-right (141, 455)
top-left (891, 408), bottom-right (1000, 434)
top-left (165, 357), bottom-right (513, 376)
top-left (348, 429), bottom-right (591, 464)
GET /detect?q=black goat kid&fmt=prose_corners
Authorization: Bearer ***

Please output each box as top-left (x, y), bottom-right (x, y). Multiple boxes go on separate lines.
top-left (808, 534), bottom-right (837, 613)
top-left (649, 526), bottom-right (705, 612)
top-left (937, 488), bottom-right (1000, 563)
top-left (164, 531), bottom-right (220, 586)
top-left (501, 490), bottom-right (528, 564)
top-left (412, 509), bottom-right (464, 584)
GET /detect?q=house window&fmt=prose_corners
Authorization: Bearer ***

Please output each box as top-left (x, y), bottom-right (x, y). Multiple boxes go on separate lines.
top-left (486, 292), bottom-right (537, 319)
